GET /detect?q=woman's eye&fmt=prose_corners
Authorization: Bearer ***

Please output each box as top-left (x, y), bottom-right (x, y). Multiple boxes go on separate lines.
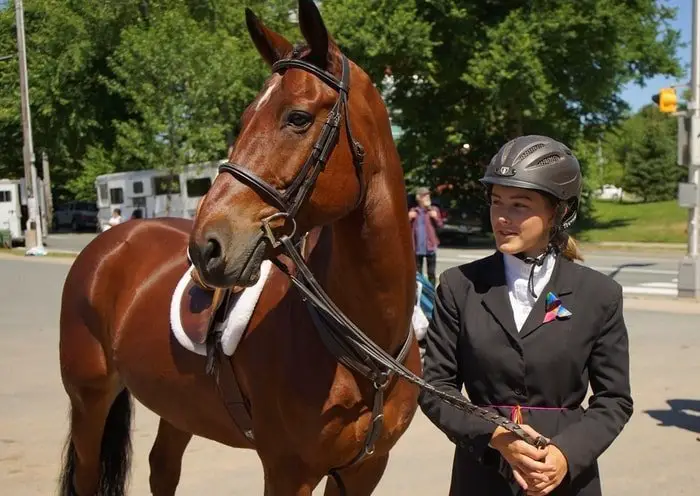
top-left (287, 111), bottom-right (312, 128)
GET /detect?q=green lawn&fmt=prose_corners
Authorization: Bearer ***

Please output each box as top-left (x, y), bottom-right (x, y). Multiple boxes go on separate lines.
top-left (577, 199), bottom-right (688, 243)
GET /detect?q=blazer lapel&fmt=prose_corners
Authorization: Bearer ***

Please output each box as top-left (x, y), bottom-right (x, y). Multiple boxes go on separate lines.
top-left (518, 256), bottom-right (575, 339)
top-left (479, 253), bottom-right (520, 343)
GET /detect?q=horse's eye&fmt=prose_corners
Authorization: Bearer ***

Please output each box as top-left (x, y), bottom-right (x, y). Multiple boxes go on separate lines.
top-left (287, 110), bottom-right (313, 128)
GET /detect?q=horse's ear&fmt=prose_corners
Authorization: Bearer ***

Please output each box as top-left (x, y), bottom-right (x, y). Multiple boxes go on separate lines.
top-left (245, 8), bottom-right (293, 67)
top-left (297, 0), bottom-right (330, 69)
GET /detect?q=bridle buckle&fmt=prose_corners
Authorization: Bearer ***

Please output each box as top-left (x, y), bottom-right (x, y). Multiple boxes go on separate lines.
top-left (261, 212), bottom-right (297, 248)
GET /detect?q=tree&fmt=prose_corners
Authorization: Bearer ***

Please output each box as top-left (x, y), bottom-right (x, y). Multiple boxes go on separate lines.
top-left (0, 0), bottom-right (684, 211)
top-left (0, 0), bottom-right (143, 200)
top-left (106, 7), bottom-right (257, 169)
top-left (615, 105), bottom-right (682, 202)
top-left (389, 0), bottom-right (683, 222)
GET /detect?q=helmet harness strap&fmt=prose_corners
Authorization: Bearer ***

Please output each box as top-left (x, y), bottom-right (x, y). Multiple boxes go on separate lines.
top-left (514, 201), bottom-right (568, 299)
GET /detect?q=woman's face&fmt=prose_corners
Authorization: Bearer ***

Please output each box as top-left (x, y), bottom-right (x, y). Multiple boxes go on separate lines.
top-left (489, 184), bottom-right (555, 257)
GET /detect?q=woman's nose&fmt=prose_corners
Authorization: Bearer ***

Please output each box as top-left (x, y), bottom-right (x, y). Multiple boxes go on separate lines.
top-left (498, 214), bottom-right (511, 225)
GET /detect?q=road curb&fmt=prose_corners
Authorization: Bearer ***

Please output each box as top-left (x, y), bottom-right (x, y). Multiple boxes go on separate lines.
top-left (622, 294), bottom-right (700, 314)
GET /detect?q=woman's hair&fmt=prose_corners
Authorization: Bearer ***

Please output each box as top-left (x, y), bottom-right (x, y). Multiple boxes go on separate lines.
top-left (544, 194), bottom-right (584, 262)
top-left (552, 230), bottom-right (584, 262)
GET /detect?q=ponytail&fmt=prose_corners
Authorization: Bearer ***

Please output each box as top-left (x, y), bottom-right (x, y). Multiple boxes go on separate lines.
top-left (552, 231), bottom-right (583, 262)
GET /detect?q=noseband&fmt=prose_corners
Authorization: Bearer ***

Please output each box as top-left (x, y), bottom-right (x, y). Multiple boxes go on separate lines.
top-left (218, 54), bottom-right (365, 247)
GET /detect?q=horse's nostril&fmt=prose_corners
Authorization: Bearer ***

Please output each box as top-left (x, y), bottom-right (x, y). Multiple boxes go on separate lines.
top-left (205, 237), bottom-right (222, 262)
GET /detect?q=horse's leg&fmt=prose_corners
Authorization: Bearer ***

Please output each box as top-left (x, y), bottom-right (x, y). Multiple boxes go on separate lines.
top-left (323, 454), bottom-right (390, 496)
top-left (58, 383), bottom-right (132, 496)
top-left (148, 418), bottom-right (193, 496)
top-left (261, 458), bottom-right (320, 496)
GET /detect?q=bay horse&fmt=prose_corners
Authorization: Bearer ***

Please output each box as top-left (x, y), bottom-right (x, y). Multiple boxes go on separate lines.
top-left (58, 1), bottom-right (422, 494)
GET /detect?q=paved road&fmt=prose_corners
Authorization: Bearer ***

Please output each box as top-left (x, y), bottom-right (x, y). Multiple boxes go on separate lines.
top-left (43, 232), bottom-right (98, 253)
top-left (40, 233), bottom-right (688, 297)
top-left (1, 255), bottom-right (699, 495)
top-left (436, 247), bottom-right (685, 297)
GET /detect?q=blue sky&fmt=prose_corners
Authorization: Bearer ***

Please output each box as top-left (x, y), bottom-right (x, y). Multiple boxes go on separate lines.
top-left (621, 0), bottom-right (691, 111)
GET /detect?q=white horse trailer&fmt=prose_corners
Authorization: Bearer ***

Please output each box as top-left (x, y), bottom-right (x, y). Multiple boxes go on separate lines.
top-left (0, 177), bottom-right (47, 244)
top-left (94, 160), bottom-right (223, 226)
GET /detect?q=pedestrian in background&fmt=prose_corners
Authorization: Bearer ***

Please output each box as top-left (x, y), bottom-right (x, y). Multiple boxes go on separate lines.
top-left (409, 186), bottom-right (443, 285)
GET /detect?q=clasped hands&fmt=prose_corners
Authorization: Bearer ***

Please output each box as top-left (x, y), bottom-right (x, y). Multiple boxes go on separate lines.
top-left (490, 425), bottom-right (568, 495)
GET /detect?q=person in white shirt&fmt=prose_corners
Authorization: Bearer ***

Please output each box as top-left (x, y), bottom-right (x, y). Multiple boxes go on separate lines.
top-left (108, 209), bottom-right (123, 227)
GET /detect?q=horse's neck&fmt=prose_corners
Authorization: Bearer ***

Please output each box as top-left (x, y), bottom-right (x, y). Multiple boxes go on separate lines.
top-left (309, 191), bottom-right (415, 353)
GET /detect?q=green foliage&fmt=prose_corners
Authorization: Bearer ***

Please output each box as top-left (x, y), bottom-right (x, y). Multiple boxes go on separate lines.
top-left (105, 6), bottom-right (259, 173)
top-left (614, 105), bottom-right (684, 202)
top-left (393, 0), bottom-right (683, 224)
top-left (0, 0), bottom-right (142, 199)
top-left (320, 0), bottom-right (433, 87)
top-left (66, 145), bottom-right (114, 201)
top-left (0, 0), bottom-right (685, 214)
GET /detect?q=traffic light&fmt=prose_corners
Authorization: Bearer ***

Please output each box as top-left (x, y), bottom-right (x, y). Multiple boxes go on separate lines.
top-left (651, 87), bottom-right (677, 113)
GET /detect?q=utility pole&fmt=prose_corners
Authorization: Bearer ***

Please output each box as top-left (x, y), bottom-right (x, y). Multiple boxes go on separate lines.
top-left (14, 0), bottom-right (43, 251)
top-left (675, 0), bottom-right (700, 298)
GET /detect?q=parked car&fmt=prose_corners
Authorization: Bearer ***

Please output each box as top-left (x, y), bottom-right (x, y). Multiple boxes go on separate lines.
top-left (53, 200), bottom-right (99, 232)
top-left (596, 184), bottom-right (623, 201)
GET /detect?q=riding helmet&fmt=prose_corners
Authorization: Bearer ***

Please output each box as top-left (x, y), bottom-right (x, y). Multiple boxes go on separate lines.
top-left (479, 135), bottom-right (582, 229)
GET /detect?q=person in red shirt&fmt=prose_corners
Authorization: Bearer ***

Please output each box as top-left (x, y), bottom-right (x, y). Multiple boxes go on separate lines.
top-left (409, 187), bottom-right (444, 285)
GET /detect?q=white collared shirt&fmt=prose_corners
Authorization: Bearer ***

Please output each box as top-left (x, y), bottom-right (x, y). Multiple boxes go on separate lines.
top-left (503, 252), bottom-right (556, 332)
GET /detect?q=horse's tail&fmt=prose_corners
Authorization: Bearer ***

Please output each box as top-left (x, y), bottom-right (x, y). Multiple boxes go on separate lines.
top-left (58, 389), bottom-right (133, 496)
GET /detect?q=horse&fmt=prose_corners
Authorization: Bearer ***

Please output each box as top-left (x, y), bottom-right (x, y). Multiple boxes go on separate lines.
top-left (57, 1), bottom-right (422, 494)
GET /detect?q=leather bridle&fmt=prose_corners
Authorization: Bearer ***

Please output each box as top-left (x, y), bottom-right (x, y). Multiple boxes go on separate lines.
top-left (195, 50), bottom-right (548, 495)
top-left (218, 54), bottom-right (365, 249)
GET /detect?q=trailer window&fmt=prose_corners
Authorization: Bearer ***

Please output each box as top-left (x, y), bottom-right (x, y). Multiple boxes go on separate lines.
top-left (98, 184), bottom-right (109, 206)
top-left (133, 181), bottom-right (144, 195)
top-left (110, 188), bottom-right (124, 204)
top-left (186, 178), bottom-right (211, 197)
top-left (153, 175), bottom-right (181, 195)
top-left (0, 190), bottom-right (11, 202)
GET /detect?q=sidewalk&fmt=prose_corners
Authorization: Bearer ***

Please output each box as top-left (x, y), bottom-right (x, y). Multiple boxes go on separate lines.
top-left (623, 294), bottom-right (700, 313)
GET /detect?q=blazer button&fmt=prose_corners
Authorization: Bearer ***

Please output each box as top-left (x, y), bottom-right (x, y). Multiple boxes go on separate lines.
top-left (514, 387), bottom-right (524, 395)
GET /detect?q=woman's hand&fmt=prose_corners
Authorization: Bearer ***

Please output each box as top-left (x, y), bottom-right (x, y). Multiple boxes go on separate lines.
top-left (490, 425), bottom-right (551, 489)
top-left (525, 444), bottom-right (569, 495)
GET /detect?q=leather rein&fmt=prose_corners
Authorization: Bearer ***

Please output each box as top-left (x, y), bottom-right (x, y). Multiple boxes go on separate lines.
top-left (193, 52), bottom-right (547, 487)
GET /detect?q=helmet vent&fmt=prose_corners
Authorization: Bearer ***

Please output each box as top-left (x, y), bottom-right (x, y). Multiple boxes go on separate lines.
top-left (536, 155), bottom-right (561, 166)
top-left (514, 143), bottom-right (545, 164)
top-left (501, 141), bottom-right (516, 161)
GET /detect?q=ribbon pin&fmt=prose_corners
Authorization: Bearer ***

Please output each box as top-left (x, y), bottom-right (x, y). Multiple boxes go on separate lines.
top-left (543, 292), bottom-right (572, 324)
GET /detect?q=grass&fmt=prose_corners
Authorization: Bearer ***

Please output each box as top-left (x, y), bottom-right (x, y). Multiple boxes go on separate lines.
top-left (576, 199), bottom-right (688, 244)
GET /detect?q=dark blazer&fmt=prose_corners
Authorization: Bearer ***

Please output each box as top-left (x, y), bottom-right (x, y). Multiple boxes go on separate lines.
top-left (418, 252), bottom-right (633, 496)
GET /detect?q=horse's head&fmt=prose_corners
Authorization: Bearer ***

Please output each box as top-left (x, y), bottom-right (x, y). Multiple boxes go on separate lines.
top-left (189, 0), bottom-right (383, 288)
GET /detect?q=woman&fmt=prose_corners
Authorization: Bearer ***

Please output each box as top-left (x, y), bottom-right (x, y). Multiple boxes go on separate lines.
top-left (418, 135), bottom-right (633, 496)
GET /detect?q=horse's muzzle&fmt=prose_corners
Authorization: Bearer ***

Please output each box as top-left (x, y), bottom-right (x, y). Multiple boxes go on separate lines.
top-left (189, 229), bottom-right (267, 289)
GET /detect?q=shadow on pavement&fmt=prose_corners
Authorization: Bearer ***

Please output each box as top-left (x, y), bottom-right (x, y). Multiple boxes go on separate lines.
top-left (645, 399), bottom-right (700, 436)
